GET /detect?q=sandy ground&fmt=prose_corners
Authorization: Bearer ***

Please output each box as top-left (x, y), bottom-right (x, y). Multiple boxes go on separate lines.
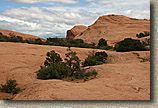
top-left (0, 42), bottom-right (150, 100)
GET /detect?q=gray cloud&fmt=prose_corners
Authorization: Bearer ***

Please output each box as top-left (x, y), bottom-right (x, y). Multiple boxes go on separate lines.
top-left (3, 0), bottom-right (79, 4)
top-left (1, 7), bottom-right (99, 38)
top-left (0, 0), bottom-right (79, 4)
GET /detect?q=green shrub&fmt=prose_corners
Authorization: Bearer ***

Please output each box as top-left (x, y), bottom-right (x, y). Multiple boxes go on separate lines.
top-left (37, 62), bottom-right (70, 80)
top-left (114, 38), bottom-right (145, 52)
top-left (97, 38), bottom-right (114, 50)
top-left (82, 51), bottom-right (108, 67)
top-left (97, 45), bottom-right (113, 50)
top-left (0, 32), bottom-right (23, 42)
top-left (47, 37), bottom-right (60, 43)
top-left (68, 39), bottom-right (84, 44)
top-left (34, 38), bottom-right (43, 45)
top-left (37, 51), bottom-right (98, 81)
top-left (0, 80), bottom-right (21, 94)
top-left (98, 38), bottom-right (107, 46)
top-left (44, 50), bottom-right (62, 66)
top-left (10, 34), bottom-right (23, 42)
top-left (136, 32), bottom-right (150, 38)
top-left (95, 51), bottom-right (108, 63)
top-left (69, 69), bottom-right (98, 80)
top-left (0, 33), bottom-right (10, 42)
top-left (82, 55), bottom-right (100, 66)
top-left (65, 52), bottom-right (81, 76)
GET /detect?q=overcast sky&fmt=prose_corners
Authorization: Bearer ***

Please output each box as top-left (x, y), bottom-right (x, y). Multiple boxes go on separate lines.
top-left (0, 0), bottom-right (150, 39)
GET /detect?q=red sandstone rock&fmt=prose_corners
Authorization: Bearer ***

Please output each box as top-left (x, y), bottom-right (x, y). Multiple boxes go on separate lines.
top-left (75, 15), bottom-right (150, 45)
top-left (66, 25), bottom-right (87, 40)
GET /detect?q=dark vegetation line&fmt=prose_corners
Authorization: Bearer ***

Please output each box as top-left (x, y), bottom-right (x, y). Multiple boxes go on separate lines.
top-left (0, 32), bottom-right (149, 52)
top-left (0, 32), bottom-right (113, 50)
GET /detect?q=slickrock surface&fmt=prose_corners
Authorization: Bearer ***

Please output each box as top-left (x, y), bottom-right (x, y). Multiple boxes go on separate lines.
top-left (75, 15), bottom-right (150, 45)
top-left (0, 42), bottom-right (150, 100)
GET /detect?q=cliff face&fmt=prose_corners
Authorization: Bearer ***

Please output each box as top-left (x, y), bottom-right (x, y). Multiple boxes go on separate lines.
top-left (74, 15), bottom-right (150, 45)
top-left (66, 25), bottom-right (87, 40)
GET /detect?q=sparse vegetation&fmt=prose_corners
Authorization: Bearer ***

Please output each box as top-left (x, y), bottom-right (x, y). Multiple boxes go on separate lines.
top-left (37, 50), bottom-right (98, 81)
top-left (0, 79), bottom-right (21, 94)
top-left (65, 52), bottom-right (81, 76)
top-left (0, 33), bottom-right (11, 42)
top-left (82, 51), bottom-right (108, 67)
top-left (37, 62), bottom-right (70, 80)
top-left (68, 69), bottom-right (97, 81)
top-left (136, 31), bottom-right (150, 38)
top-left (0, 32), bottom-right (114, 51)
top-left (44, 50), bottom-right (62, 66)
top-left (114, 38), bottom-right (146, 52)
top-left (98, 38), bottom-right (107, 46)
top-left (97, 38), bottom-right (113, 50)
top-left (133, 52), bottom-right (150, 62)
top-left (140, 58), bottom-right (149, 62)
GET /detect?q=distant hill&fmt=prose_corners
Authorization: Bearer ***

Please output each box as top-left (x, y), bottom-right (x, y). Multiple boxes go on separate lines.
top-left (0, 29), bottom-right (45, 41)
top-left (74, 15), bottom-right (150, 45)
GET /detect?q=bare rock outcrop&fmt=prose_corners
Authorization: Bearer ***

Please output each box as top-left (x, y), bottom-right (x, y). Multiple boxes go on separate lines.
top-left (66, 25), bottom-right (88, 40)
top-left (75, 15), bottom-right (150, 45)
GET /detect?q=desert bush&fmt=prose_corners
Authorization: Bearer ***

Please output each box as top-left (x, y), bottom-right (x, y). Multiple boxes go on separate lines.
top-left (68, 69), bottom-right (98, 80)
top-left (97, 38), bottom-right (113, 50)
top-left (82, 51), bottom-right (108, 67)
top-left (34, 38), bottom-right (43, 45)
top-left (37, 51), bottom-right (98, 81)
top-left (136, 32), bottom-right (150, 38)
top-left (9, 33), bottom-right (23, 42)
top-left (47, 37), bottom-right (60, 43)
top-left (98, 38), bottom-right (107, 46)
top-left (114, 38), bottom-right (145, 52)
top-left (95, 51), bottom-right (108, 63)
top-left (0, 33), bottom-right (10, 42)
top-left (0, 32), bottom-right (23, 42)
top-left (0, 80), bottom-right (21, 94)
top-left (82, 55), bottom-right (99, 66)
top-left (85, 70), bottom-right (98, 77)
top-left (65, 52), bottom-right (81, 76)
top-left (44, 50), bottom-right (62, 66)
top-left (37, 62), bottom-right (70, 80)
top-left (10, 36), bottom-right (23, 42)
top-left (68, 39), bottom-right (84, 45)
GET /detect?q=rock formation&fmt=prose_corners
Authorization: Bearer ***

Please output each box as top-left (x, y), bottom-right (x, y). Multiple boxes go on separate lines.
top-left (75, 15), bottom-right (150, 45)
top-left (0, 29), bottom-right (45, 41)
top-left (66, 25), bottom-right (87, 40)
